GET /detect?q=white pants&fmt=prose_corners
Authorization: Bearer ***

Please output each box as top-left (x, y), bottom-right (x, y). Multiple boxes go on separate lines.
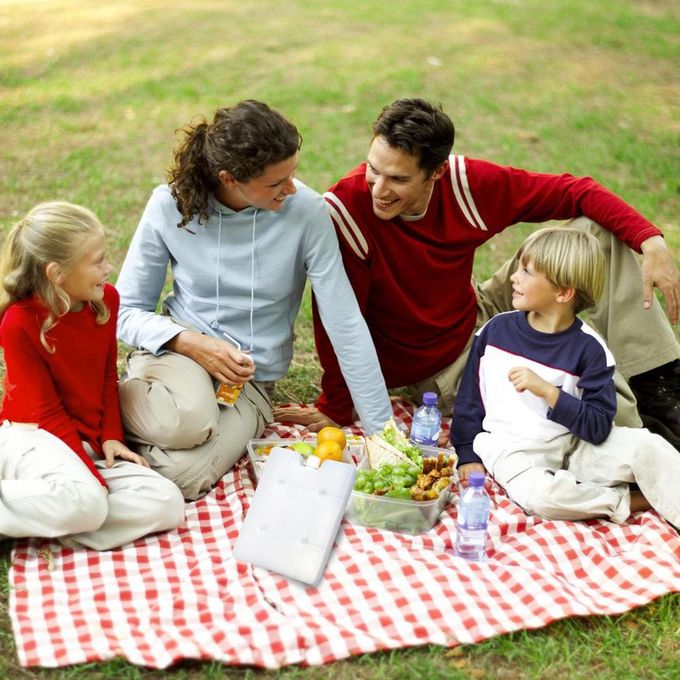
top-left (119, 350), bottom-right (273, 500)
top-left (0, 423), bottom-right (185, 550)
top-left (474, 425), bottom-right (680, 528)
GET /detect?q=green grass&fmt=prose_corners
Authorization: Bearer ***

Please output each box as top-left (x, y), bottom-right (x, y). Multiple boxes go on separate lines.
top-left (0, 0), bottom-right (678, 677)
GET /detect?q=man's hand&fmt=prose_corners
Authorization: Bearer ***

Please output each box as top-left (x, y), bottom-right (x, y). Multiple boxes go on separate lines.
top-left (508, 366), bottom-right (559, 408)
top-left (166, 330), bottom-right (255, 385)
top-left (273, 404), bottom-right (339, 432)
top-left (102, 440), bottom-right (150, 468)
top-left (640, 235), bottom-right (680, 324)
top-left (458, 462), bottom-right (486, 484)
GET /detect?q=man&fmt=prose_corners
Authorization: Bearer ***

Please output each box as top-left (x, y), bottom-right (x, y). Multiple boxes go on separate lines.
top-left (276, 98), bottom-right (680, 446)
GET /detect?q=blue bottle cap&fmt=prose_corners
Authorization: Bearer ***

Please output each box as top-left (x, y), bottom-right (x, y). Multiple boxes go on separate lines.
top-left (422, 391), bottom-right (438, 406)
top-left (469, 471), bottom-right (485, 486)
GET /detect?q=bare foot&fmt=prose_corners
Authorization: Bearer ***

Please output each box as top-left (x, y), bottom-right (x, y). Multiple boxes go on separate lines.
top-left (629, 488), bottom-right (652, 513)
top-left (272, 405), bottom-right (339, 432)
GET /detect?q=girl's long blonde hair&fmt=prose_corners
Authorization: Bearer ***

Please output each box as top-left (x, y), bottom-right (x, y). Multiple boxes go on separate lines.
top-left (0, 201), bottom-right (110, 351)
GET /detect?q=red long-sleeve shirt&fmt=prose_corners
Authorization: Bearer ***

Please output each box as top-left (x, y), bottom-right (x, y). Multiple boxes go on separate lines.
top-left (0, 284), bottom-right (125, 486)
top-left (314, 155), bottom-right (662, 425)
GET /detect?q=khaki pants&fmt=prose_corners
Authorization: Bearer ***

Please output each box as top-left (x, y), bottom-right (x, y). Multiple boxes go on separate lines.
top-left (411, 219), bottom-right (680, 426)
top-left (119, 350), bottom-right (273, 500)
top-left (0, 423), bottom-right (185, 550)
top-left (474, 425), bottom-right (680, 528)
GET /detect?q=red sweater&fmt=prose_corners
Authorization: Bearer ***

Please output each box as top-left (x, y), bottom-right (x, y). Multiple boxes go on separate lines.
top-left (314, 155), bottom-right (662, 425)
top-left (0, 284), bottom-right (125, 486)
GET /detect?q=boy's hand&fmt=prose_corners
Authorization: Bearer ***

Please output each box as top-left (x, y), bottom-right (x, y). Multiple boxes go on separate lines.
top-left (102, 439), bottom-right (150, 468)
top-left (508, 366), bottom-right (559, 407)
top-left (458, 462), bottom-right (486, 484)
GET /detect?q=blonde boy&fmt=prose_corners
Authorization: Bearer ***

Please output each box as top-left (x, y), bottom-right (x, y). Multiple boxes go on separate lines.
top-left (451, 227), bottom-right (680, 528)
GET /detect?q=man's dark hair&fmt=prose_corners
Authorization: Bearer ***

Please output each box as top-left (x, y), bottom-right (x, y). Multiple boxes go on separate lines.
top-left (372, 98), bottom-right (454, 175)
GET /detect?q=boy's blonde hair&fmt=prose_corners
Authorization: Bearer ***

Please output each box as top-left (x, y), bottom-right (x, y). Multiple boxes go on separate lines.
top-left (0, 201), bottom-right (110, 351)
top-left (517, 226), bottom-right (605, 313)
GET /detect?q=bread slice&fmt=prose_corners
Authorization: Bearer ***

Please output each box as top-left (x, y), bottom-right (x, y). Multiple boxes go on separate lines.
top-left (365, 428), bottom-right (413, 469)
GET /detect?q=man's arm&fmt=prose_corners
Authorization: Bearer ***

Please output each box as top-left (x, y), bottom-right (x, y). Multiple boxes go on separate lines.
top-left (465, 158), bottom-right (678, 318)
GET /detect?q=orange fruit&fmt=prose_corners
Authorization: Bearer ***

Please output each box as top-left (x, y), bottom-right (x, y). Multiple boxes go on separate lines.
top-left (314, 440), bottom-right (344, 464)
top-left (317, 426), bottom-right (347, 451)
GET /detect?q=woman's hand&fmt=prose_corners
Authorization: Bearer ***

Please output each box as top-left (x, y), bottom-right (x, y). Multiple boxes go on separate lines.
top-left (167, 330), bottom-right (255, 385)
top-left (102, 439), bottom-right (150, 468)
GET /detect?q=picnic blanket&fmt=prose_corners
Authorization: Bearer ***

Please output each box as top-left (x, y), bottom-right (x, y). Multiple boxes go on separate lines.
top-left (9, 399), bottom-right (680, 669)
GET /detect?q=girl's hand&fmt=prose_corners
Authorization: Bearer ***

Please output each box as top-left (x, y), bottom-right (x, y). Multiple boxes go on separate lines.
top-left (458, 462), bottom-right (486, 485)
top-left (102, 439), bottom-right (150, 468)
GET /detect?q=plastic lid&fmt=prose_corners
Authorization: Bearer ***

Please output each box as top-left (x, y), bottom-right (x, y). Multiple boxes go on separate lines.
top-left (422, 391), bottom-right (438, 406)
top-left (469, 471), bottom-right (485, 486)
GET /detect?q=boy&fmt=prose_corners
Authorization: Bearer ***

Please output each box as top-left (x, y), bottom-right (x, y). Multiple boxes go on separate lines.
top-left (450, 227), bottom-right (680, 528)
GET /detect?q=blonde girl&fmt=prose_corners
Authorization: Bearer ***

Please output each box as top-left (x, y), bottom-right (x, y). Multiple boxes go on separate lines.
top-left (0, 202), bottom-right (184, 550)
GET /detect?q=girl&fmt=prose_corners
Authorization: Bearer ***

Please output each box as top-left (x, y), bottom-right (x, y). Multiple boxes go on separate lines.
top-left (0, 202), bottom-right (184, 550)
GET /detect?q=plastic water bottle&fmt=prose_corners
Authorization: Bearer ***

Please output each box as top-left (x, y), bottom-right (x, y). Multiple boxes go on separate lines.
top-left (409, 391), bottom-right (442, 446)
top-left (454, 471), bottom-right (490, 562)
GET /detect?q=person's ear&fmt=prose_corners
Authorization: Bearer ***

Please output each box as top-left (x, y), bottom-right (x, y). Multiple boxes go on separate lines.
top-left (429, 160), bottom-right (449, 182)
top-left (45, 262), bottom-right (63, 285)
top-left (218, 170), bottom-right (236, 188)
top-left (556, 286), bottom-right (576, 304)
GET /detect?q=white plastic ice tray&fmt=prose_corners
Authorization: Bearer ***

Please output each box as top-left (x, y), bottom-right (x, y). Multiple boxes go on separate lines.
top-left (233, 447), bottom-right (357, 586)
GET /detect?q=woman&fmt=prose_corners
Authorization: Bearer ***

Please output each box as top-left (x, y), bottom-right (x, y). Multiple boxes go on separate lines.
top-left (116, 100), bottom-right (391, 500)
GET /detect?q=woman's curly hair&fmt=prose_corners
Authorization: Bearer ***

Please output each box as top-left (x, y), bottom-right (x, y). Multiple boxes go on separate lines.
top-left (168, 100), bottom-right (302, 228)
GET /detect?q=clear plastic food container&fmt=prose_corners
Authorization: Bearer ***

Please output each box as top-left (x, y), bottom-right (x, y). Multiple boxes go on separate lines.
top-left (345, 445), bottom-right (458, 534)
top-left (246, 438), bottom-right (358, 480)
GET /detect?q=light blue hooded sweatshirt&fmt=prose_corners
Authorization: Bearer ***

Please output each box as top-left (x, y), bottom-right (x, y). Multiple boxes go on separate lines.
top-left (116, 181), bottom-right (392, 434)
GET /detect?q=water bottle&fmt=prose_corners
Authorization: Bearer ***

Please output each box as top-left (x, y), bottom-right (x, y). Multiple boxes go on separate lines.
top-left (454, 471), bottom-right (490, 562)
top-left (409, 391), bottom-right (442, 446)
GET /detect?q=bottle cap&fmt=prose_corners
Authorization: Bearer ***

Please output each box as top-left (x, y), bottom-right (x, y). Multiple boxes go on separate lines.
top-left (469, 471), bottom-right (485, 486)
top-left (422, 391), bottom-right (438, 406)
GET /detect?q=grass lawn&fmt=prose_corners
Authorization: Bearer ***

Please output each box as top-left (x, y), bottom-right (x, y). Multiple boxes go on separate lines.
top-left (0, 0), bottom-right (678, 677)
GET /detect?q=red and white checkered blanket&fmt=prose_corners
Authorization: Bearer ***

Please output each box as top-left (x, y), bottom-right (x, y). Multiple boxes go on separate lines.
top-left (9, 400), bottom-right (680, 668)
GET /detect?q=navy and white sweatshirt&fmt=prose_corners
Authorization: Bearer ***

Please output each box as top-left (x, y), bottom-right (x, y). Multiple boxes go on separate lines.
top-left (451, 311), bottom-right (617, 466)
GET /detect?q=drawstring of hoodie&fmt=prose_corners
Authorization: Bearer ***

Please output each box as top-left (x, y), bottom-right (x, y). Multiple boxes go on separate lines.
top-left (213, 209), bottom-right (256, 354)
top-left (248, 210), bottom-right (256, 353)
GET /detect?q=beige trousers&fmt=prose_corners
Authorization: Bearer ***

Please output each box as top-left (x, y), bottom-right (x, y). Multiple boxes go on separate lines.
top-left (0, 423), bottom-right (185, 550)
top-left (411, 219), bottom-right (680, 426)
top-left (474, 425), bottom-right (680, 528)
top-left (119, 350), bottom-right (273, 500)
